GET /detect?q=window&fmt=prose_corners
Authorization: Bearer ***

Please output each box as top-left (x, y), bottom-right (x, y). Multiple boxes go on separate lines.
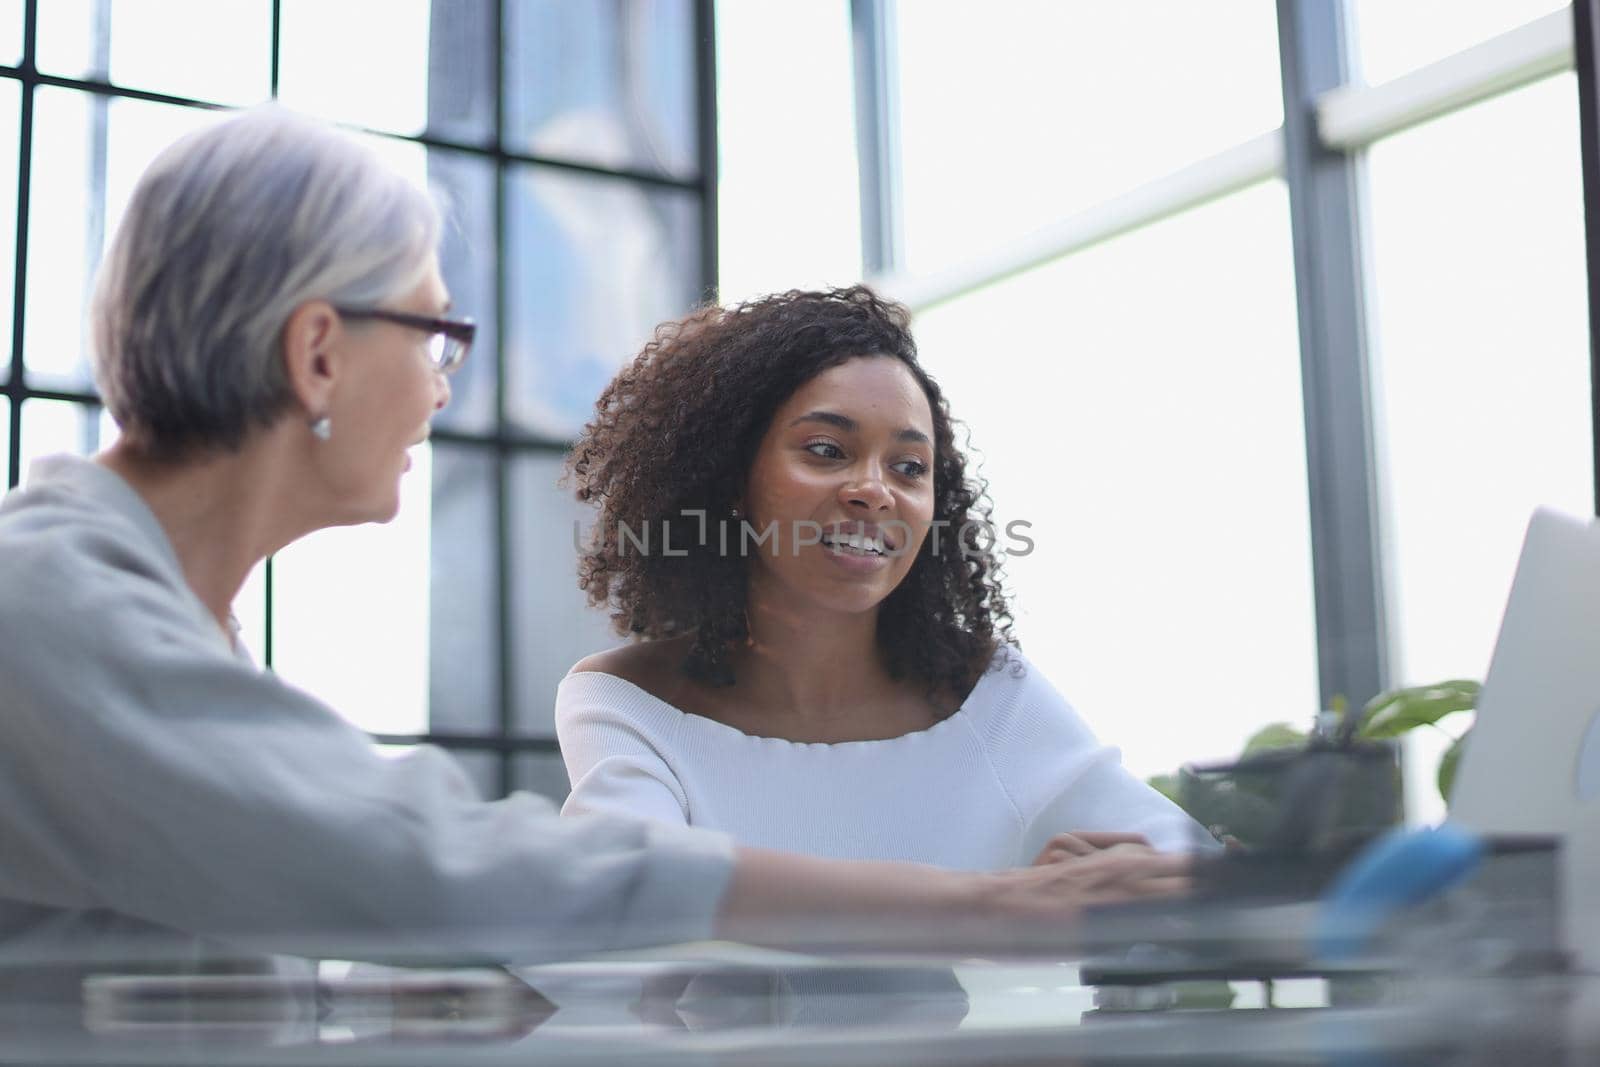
top-left (892, 0), bottom-right (1283, 278)
top-left (1362, 73), bottom-right (1591, 822)
top-left (878, 2), bottom-right (1304, 785)
top-left (1350, 0), bottom-right (1569, 85)
top-left (1, 1), bottom-right (714, 803)
top-left (1367, 75), bottom-right (1591, 688)
top-left (913, 182), bottom-right (1319, 781)
top-left (875, 2), bottom-right (1596, 822)
top-left (714, 0), bottom-right (862, 302)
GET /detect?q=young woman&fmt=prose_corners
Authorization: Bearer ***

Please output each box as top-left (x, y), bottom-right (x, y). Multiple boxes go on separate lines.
top-left (558, 286), bottom-right (1207, 869)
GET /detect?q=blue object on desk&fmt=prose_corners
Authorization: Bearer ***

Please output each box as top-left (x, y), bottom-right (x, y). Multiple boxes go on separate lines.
top-left (1315, 824), bottom-right (1485, 961)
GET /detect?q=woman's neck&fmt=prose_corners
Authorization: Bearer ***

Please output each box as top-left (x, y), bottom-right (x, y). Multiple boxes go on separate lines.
top-left (97, 435), bottom-right (315, 638)
top-left (735, 585), bottom-right (899, 726)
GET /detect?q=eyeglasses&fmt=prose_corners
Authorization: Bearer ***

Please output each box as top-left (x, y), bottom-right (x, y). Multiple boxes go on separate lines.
top-left (333, 306), bottom-right (476, 374)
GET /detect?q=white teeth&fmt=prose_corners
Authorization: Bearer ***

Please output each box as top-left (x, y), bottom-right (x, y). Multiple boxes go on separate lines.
top-left (823, 532), bottom-right (886, 555)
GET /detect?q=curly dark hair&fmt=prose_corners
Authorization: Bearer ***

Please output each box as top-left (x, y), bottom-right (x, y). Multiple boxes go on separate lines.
top-left (566, 285), bottom-right (1015, 699)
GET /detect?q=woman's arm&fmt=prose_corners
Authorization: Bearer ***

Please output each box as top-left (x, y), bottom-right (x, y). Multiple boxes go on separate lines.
top-left (981, 655), bottom-right (1216, 859)
top-left (0, 537), bottom-right (732, 965)
top-left (0, 517), bottom-right (1188, 965)
top-left (717, 845), bottom-right (1190, 954)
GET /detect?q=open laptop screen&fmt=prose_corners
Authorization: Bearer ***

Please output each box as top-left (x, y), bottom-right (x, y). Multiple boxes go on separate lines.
top-left (1449, 507), bottom-right (1600, 835)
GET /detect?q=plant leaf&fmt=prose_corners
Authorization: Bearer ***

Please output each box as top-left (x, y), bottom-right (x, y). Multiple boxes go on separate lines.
top-left (1174, 771), bottom-right (1282, 847)
top-left (1438, 729), bottom-right (1470, 804)
top-left (1358, 680), bottom-right (1480, 740)
top-left (1172, 981), bottom-right (1237, 1010)
top-left (1242, 722), bottom-right (1307, 755)
top-left (1147, 773), bottom-right (1181, 806)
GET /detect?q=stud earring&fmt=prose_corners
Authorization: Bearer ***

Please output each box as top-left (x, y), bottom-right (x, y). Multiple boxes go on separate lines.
top-left (310, 416), bottom-right (332, 441)
top-left (730, 506), bottom-right (741, 519)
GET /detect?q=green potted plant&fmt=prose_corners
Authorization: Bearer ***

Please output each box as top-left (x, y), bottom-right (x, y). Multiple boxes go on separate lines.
top-left (1150, 680), bottom-right (1480, 847)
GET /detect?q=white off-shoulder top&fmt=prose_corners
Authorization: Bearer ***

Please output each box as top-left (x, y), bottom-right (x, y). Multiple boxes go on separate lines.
top-left (556, 649), bottom-right (1211, 870)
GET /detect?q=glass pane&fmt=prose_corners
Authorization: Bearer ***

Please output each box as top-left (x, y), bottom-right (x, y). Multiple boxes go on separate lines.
top-left (25, 89), bottom-right (222, 389)
top-left (19, 398), bottom-right (106, 471)
top-left (913, 181), bottom-right (1318, 784)
top-left (32, 0), bottom-right (100, 78)
top-left (0, 0), bottom-right (22, 66)
top-left (11, 398), bottom-right (105, 496)
top-left (279, 0), bottom-right (494, 144)
top-left (37, 0), bottom-right (271, 106)
top-left (95, 399), bottom-right (118, 448)
top-left (353, 128), bottom-right (429, 192)
top-left (504, 0), bottom-right (697, 179)
top-left (271, 444), bottom-right (433, 736)
top-left (24, 87), bottom-right (100, 388)
top-left (504, 166), bottom-right (701, 438)
top-left (715, 0), bottom-right (860, 302)
top-left (894, 1), bottom-right (1283, 278)
top-left (0, 397), bottom-right (10, 493)
top-left (1351, 0), bottom-right (1568, 86)
top-left (1366, 74), bottom-right (1590, 821)
top-left (512, 751), bottom-right (570, 805)
top-left (278, 0), bottom-right (425, 134)
top-left (428, 443), bottom-right (500, 735)
top-left (429, 147), bottom-right (496, 434)
top-left (508, 450), bottom-right (622, 738)
top-left (419, 0), bottom-right (497, 146)
top-left (0, 79), bottom-right (18, 382)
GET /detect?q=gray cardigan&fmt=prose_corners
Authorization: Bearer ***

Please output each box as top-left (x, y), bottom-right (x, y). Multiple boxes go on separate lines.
top-left (0, 455), bottom-right (733, 988)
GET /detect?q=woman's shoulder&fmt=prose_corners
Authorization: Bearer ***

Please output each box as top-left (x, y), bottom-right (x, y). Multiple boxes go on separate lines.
top-left (0, 470), bottom-right (181, 630)
top-left (558, 637), bottom-right (701, 727)
top-left (566, 636), bottom-right (693, 692)
top-left (965, 646), bottom-right (1091, 736)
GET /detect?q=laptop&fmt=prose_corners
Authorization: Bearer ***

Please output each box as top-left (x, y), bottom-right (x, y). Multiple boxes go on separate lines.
top-left (1448, 506), bottom-right (1600, 836)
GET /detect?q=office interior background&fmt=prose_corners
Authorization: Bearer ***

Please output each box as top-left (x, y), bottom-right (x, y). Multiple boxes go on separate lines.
top-left (0, 0), bottom-right (1589, 826)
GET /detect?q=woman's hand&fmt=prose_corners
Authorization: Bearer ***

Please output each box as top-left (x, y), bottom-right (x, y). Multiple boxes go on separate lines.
top-left (1031, 830), bottom-right (1155, 867)
top-left (985, 846), bottom-right (1192, 922)
top-left (717, 845), bottom-right (1191, 953)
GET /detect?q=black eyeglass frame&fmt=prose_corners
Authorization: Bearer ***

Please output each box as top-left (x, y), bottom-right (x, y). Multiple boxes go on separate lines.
top-left (333, 307), bottom-right (477, 373)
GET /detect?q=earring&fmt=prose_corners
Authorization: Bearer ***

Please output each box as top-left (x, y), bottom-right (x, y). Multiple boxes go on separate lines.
top-left (310, 416), bottom-right (332, 441)
top-left (730, 506), bottom-right (741, 519)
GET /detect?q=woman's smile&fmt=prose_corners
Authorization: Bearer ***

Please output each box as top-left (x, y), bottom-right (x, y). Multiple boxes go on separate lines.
top-left (816, 520), bottom-right (905, 573)
top-left (821, 536), bottom-right (894, 571)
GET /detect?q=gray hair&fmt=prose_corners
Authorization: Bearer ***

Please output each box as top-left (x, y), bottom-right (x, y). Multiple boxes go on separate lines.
top-left (91, 105), bottom-right (441, 458)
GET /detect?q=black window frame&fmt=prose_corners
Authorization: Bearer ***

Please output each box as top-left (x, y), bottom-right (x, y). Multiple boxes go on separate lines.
top-left (0, 0), bottom-right (718, 801)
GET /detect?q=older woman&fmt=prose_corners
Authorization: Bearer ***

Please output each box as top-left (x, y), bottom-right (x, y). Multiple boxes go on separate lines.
top-left (0, 110), bottom-right (1185, 1002)
top-left (558, 287), bottom-right (1209, 867)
